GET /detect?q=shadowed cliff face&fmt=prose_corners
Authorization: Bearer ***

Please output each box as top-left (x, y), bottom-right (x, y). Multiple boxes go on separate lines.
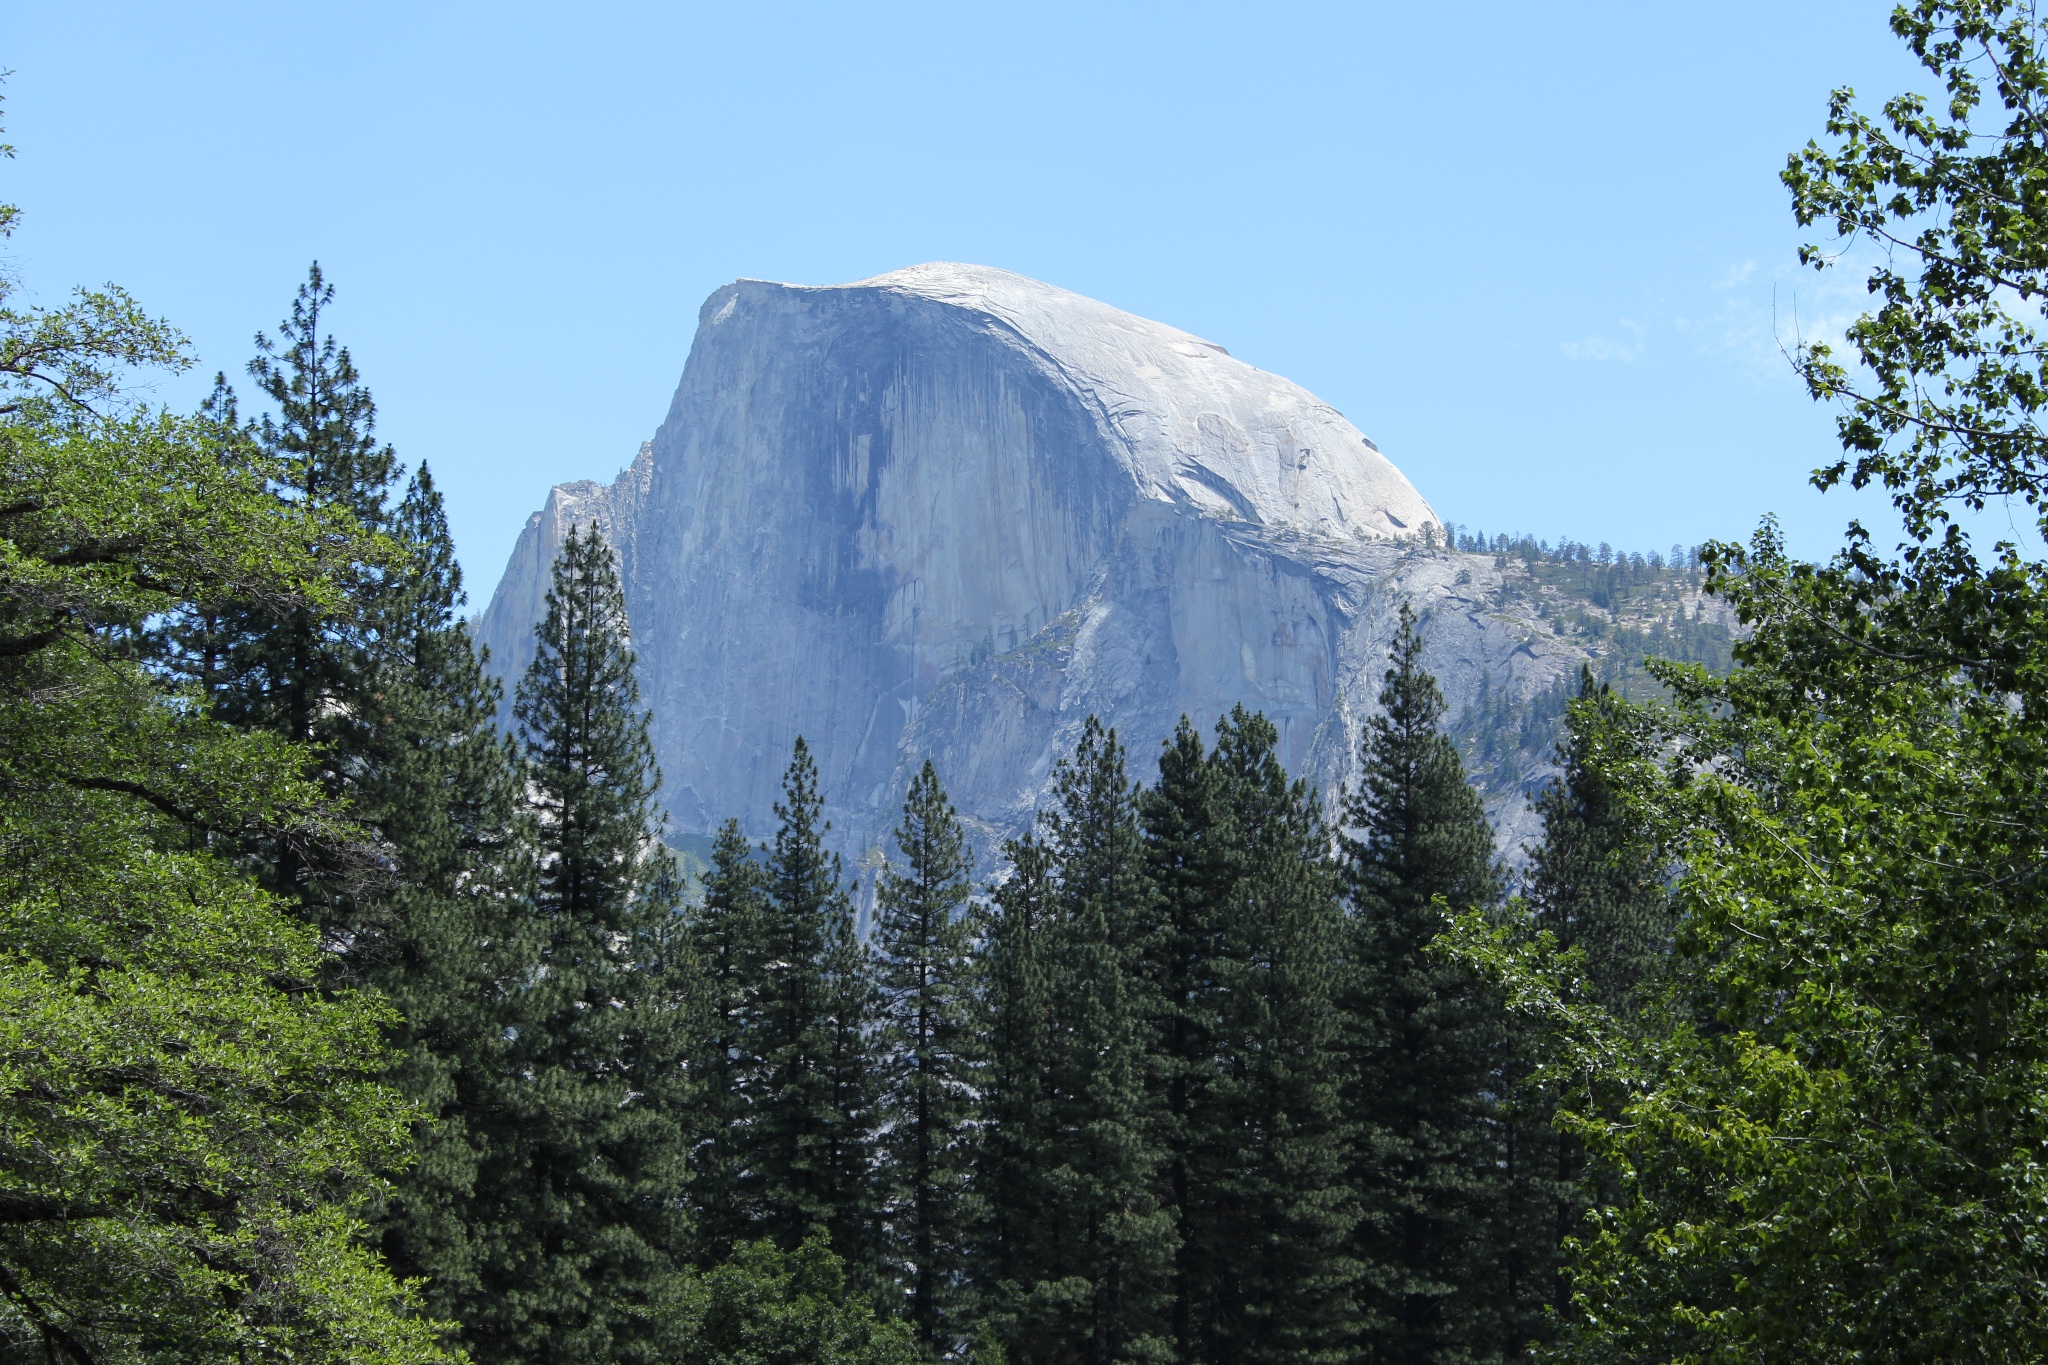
top-left (476, 264), bottom-right (1625, 866)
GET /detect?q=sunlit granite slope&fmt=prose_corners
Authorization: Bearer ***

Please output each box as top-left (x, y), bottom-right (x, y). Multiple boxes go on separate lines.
top-left (476, 264), bottom-right (1613, 861)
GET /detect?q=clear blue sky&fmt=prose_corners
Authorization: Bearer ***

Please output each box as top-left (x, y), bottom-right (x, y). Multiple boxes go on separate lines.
top-left (6, 3), bottom-right (1932, 601)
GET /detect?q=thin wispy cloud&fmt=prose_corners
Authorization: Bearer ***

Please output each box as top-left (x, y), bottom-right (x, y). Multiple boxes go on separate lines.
top-left (1672, 254), bottom-right (1878, 386)
top-left (1714, 260), bottom-right (1758, 290)
top-left (1561, 319), bottom-right (1647, 363)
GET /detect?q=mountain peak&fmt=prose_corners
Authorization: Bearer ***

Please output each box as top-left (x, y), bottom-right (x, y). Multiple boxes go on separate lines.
top-left (708, 265), bottom-right (1436, 540)
top-left (477, 270), bottom-right (1586, 861)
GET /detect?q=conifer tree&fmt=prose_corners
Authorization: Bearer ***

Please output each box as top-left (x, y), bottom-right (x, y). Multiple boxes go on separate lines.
top-left (822, 886), bottom-right (884, 1297)
top-left (489, 522), bottom-right (694, 1365)
top-left (1499, 667), bottom-right (1672, 1333)
top-left (174, 274), bottom-right (542, 1339)
top-left (194, 264), bottom-right (402, 952)
top-left (1527, 667), bottom-right (1670, 1012)
top-left (873, 761), bottom-right (977, 1353)
top-left (1135, 717), bottom-right (1227, 1362)
top-left (1137, 710), bottom-right (1358, 1365)
top-left (1199, 708), bottom-right (1358, 1365)
top-left (687, 817), bottom-right (770, 1261)
top-left (971, 831), bottom-right (1058, 1341)
top-left (1017, 719), bottom-right (1174, 1365)
top-left (753, 739), bottom-right (880, 1281)
top-left (359, 465), bottom-right (534, 1327)
top-left (1341, 605), bottom-right (1508, 1364)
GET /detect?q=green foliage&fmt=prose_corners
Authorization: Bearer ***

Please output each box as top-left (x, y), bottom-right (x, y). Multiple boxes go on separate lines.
top-left (970, 831), bottom-right (1057, 1339)
top-left (1524, 668), bottom-right (1671, 1014)
top-left (678, 1236), bottom-right (917, 1365)
top-left (1433, 12), bottom-right (2048, 1359)
top-left (0, 156), bottom-right (450, 1360)
top-left (179, 265), bottom-right (410, 949)
top-left (1453, 523), bottom-right (2048, 1361)
top-left (484, 521), bottom-right (694, 1364)
top-left (0, 685), bottom-right (446, 1364)
top-left (167, 268), bottom-right (538, 1356)
top-left (355, 465), bottom-right (532, 1325)
top-left (1133, 719), bottom-right (1224, 1365)
top-left (1340, 605), bottom-right (1513, 1363)
top-left (749, 739), bottom-right (879, 1280)
top-left (688, 818), bottom-right (771, 1262)
top-left (1003, 718), bottom-right (1174, 1365)
top-left (1487, 670), bottom-right (1675, 1345)
top-left (1784, 0), bottom-right (2048, 563)
top-left (873, 762), bottom-right (977, 1352)
top-left (1139, 709), bottom-right (1357, 1365)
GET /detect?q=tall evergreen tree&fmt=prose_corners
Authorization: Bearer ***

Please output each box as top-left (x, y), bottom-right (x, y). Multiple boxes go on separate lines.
top-left (486, 522), bottom-right (694, 1365)
top-left (1136, 710), bottom-right (1357, 1365)
top-left (1340, 605), bottom-right (1509, 1364)
top-left (1526, 667), bottom-right (1671, 1013)
top-left (821, 890), bottom-right (884, 1297)
top-left (687, 817), bottom-right (770, 1262)
top-left (1135, 718), bottom-right (1227, 1363)
top-left (359, 465), bottom-right (534, 1328)
top-left (192, 264), bottom-right (403, 952)
top-left (172, 272), bottom-right (543, 1342)
top-left (971, 830), bottom-right (1059, 1344)
top-left (873, 761), bottom-right (978, 1354)
top-left (1198, 708), bottom-right (1358, 1365)
top-left (1014, 719), bottom-right (1174, 1365)
top-left (752, 739), bottom-right (880, 1282)
top-left (1495, 667), bottom-right (1673, 1334)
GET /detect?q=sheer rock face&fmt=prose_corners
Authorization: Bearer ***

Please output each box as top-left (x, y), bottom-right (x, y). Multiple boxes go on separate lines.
top-left (477, 263), bottom-right (1588, 861)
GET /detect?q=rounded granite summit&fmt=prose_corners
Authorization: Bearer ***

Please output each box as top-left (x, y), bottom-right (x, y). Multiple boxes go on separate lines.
top-left (479, 264), bottom-right (1584, 863)
top-left (750, 262), bottom-right (1440, 542)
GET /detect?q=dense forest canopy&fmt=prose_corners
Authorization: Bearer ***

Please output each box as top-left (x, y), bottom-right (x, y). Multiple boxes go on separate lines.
top-left (9, 1), bottom-right (2048, 1361)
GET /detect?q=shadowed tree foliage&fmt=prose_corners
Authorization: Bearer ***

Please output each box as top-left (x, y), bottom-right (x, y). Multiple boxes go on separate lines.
top-left (1005, 719), bottom-right (1175, 1365)
top-left (1526, 667), bottom-right (1671, 1015)
top-left (1341, 606), bottom-right (1509, 1364)
top-left (686, 817), bottom-right (770, 1262)
top-left (679, 1234), bottom-right (917, 1365)
top-left (474, 522), bottom-right (693, 1365)
top-left (750, 739), bottom-right (880, 1286)
top-left (1139, 709), bottom-right (1358, 1365)
top-left (970, 829), bottom-right (1059, 1349)
top-left (873, 761), bottom-right (977, 1353)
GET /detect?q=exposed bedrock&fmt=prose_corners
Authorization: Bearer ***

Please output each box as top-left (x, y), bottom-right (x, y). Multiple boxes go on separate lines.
top-left (477, 263), bottom-right (1606, 867)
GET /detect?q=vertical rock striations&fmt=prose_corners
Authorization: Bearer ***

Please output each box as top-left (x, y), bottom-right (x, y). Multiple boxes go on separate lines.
top-left (476, 264), bottom-right (1635, 862)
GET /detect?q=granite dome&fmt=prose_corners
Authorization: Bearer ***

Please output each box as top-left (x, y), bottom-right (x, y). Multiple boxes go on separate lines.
top-left (477, 265), bottom-right (1597, 864)
top-left (796, 262), bottom-right (1438, 540)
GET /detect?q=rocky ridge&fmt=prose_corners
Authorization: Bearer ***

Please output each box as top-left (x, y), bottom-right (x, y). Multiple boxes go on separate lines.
top-left (476, 264), bottom-right (1727, 868)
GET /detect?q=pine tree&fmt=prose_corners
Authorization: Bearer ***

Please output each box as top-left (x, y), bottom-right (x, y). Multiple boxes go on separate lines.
top-left (489, 522), bottom-right (694, 1365)
top-left (1500, 667), bottom-right (1673, 1334)
top-left (1341, 605), bottom-right (1509, 1364)
top-left (1199, 707), bottom-right (1358, 1365)
top-left (358, 465), bottom-right (534, 1328)
top-left (873, 761), bottom-right (977, 1354)
top-left (753, 738), bottom-right (879, 1282)
top-left (821, 884), bottom-right (884, 1300)
top-left (1135, 717), bottom-right (1227, 1363)
top-left (172, 275), bottom-right (543, 1341)
top-left (971, 830), bottom-right (1058, 1346)
top-left (1527, 667), bottom-right (1670, 1012)
top-left (687, 817), bottom-right (770, 1261)
top-left (1136, 710), bottom-right (1357, 1365)
top-left (1017, 718), bottom-right (1174, 1365)
top-left (196, 263), bottom-right (402, 952)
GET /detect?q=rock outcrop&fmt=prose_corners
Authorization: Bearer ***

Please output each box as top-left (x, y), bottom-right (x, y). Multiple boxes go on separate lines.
top-left (476, 264), bottom-right (1628, 864)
